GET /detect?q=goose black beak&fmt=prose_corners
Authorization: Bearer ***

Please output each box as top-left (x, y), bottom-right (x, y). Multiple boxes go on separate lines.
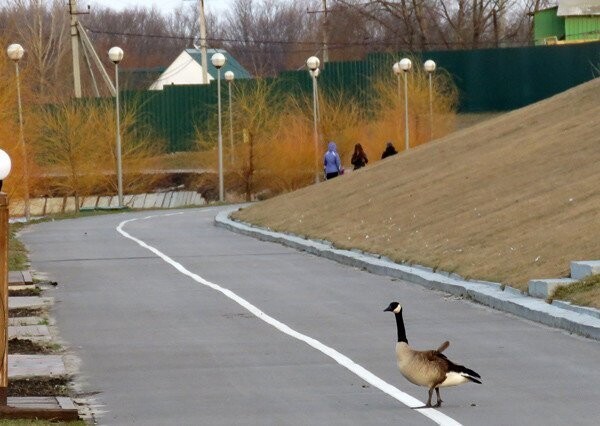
top-left (384, 305), bottom-right (393, 312)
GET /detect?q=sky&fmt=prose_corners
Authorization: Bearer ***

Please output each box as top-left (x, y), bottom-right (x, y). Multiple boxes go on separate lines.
top-left (90, 0), bottom-right (234, 15)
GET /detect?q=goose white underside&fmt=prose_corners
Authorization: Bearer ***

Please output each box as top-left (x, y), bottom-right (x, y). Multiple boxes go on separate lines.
top-left (438, 372), bottom-right (471, 388)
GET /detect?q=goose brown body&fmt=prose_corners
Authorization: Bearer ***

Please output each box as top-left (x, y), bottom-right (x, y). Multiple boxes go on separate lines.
top-left (384, 302), bottom-right (482, 407)
top-left (396, 342), bottom-right (448, 388)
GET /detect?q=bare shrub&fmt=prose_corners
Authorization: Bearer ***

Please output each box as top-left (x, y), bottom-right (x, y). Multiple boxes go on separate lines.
top-left (32, 98), bottom-right (166, 204)
top-left (196, 65), bottom-right (458, 200)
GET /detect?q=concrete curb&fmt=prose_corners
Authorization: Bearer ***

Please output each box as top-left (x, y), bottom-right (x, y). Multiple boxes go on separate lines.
top-left (215, 209), bottom-right (600, 341)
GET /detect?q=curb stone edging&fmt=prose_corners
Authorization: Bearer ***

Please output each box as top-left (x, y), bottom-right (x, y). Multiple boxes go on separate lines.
top-left (553, 301), bottom-right (600, 320)
top-left (570, 260), bottom-right (600, 280)
top-left (214, 208), bottom-right (600, 341)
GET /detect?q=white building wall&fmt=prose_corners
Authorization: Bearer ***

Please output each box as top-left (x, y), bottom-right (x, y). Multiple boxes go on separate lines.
top-left (149, 51), bottom-right (214, 90)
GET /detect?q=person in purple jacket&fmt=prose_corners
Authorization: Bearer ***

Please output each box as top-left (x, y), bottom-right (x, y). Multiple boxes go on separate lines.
top-left (323, 141), bottom-right (343, 180)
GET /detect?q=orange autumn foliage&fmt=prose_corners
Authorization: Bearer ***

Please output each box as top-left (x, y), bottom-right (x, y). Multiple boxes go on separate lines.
top-left (197, 63), bottom-right (457, 200)
top-left (0, 44), bottom-right (40, 204)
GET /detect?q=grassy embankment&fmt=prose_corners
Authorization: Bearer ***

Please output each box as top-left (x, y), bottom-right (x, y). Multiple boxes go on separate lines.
top-left (234, 78), bottom-right (600, 307)
top-left (554, 275), bottom-right (600, 307)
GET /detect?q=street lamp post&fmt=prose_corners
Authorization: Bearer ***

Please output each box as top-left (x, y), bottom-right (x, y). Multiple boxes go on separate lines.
top-left (6, 44), bottom-right (30, 221)
top-left (108, 46), bottom-right (124, 208)
top-left (311, 68), bottom-right (321, 122)
top-left (392, 61), bottom-right (402, 144)
top-left (424, 59), bottom-right (436, 141)
top-left (399, 58), bottom-right (412, 152)
top-left (224, 70), bottom-right (235, 165)
top-left (306, 56), bottom-right (321, 183)
top-left (0, 149), bottom-right (11, 405)
top-left (211, 52), bottom-right (226, 202)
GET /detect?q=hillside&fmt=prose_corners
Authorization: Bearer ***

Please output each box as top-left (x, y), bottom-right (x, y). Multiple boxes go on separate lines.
top-left (233, 78), bottom-right (600, 291)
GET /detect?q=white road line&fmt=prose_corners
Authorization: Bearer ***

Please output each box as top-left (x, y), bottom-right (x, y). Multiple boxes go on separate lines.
top-left (117, 213), bottom-right (463, 426)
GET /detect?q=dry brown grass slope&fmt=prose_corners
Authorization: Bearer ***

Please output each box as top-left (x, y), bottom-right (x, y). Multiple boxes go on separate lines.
top-left (234, 78), bottom-right (600, 291)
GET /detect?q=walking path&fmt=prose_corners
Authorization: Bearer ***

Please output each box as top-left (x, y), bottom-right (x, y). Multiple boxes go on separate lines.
top-left (215, 209), bottom-right (600, 340)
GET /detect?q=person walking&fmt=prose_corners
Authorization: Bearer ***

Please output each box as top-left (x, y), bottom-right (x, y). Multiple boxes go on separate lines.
top-left (323, 141), bottom-right (343, 180)
top-left (381, 141), bottom-right (398, 159)
top-left (351, 143), bottom-right (369, 170)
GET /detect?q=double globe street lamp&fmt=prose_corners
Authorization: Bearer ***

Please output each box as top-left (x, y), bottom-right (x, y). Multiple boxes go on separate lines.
top-left (211, 52), bottom-right (226, 202)
top-left (393, 58), bottom-right (412, 152)
top-left (108, 46), bottom-right (125, 208)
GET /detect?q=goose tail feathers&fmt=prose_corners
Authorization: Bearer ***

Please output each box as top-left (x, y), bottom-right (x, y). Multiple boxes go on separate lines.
top-left (436, 341), bottom-right (450, 353)
top-left (464, 373), bottom-right (482, 384)
top-left (452, 364), bottom-right (482, 384)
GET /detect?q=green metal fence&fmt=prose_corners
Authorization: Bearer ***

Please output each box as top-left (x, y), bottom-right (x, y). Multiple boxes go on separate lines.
top-left (121, 42), bottom-right (600, 152)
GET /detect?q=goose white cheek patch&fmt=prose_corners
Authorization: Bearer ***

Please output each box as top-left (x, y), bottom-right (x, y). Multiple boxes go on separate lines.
top-left (117, 213), bottom-right (463, 426)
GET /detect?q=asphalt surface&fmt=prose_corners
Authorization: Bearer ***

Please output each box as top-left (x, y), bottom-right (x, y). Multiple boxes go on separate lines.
top-left (22, 207), bottom-right (600, 426)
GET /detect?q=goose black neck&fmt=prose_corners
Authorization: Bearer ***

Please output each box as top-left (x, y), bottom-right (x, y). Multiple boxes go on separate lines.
top-left (395, 311), bottom-right (408, 344)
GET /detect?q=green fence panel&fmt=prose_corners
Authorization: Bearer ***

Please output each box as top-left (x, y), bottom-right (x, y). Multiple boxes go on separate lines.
top-left (118, 42), bottom-right (600, 152)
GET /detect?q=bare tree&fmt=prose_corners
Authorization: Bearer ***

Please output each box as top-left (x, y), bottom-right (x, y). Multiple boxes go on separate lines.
top-left (215, 0), bottom-right (318, 76)
top-left (335, 0), bottom-right (542, 51)
top-left (0, 0), bottom-right (70, 100)
top-left (82, 5), bottom-right (184, 69)
top-left (0, 0), bottom-right (558, 96)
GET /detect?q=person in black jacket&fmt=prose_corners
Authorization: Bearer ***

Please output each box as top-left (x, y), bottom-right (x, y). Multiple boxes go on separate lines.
top-left (381, 141), bottom-right (398, 159)
top-left (350, 143), bottom-right (369, 170)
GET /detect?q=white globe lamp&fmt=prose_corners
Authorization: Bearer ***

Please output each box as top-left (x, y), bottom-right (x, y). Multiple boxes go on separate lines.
top-left (108, 46), bottom-right (124, 64)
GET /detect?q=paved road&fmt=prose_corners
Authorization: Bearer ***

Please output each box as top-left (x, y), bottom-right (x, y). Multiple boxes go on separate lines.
top-left (22, 207), bottom-right (600, 425)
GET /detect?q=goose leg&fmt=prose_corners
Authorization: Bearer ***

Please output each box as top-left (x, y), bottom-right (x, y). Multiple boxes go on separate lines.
top-left (426, 388), bottom-right (434, 407)
top-left (435, 388), bottom-right (443, 407)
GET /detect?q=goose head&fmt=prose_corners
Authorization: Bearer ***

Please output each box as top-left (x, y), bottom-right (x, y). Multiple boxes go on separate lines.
top-left (384, 302), bottom-right (402, 313)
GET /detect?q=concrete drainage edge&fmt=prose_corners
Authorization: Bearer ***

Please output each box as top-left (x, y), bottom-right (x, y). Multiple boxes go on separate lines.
top-left (214, 209), bottom-right (600, 341)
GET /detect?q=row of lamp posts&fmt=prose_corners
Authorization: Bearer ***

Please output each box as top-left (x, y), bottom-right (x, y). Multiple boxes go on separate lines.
top-left (216, 55), bottom-right (437, 192)
top-left (2, 46), bottom-right (435, 211)
top-left (4, 45), bottom-right (236, 209)
top-left (392, 58), bottom-right (437, 150)
top-left (4, 43), bottom-right (127, 213)
top-left (109, 48), bottom-right (237, 206)
top-left (210, 52), bottom-right (236, 203)
top-left (305, 55), bottom-right (437, 181)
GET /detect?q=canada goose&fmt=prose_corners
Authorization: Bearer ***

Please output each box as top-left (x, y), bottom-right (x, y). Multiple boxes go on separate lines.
top-left (384, 301), bottom-right (482, 407)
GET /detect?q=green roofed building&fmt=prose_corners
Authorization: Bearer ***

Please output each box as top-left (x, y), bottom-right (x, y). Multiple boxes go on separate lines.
top-left (149, 48), bottom-right (252, 90)
top-left (534, 0), bottom-right (600, 45)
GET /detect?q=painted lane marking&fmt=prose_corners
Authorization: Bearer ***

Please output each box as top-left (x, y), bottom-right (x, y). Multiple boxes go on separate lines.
top-left (117, 213), bottom-right (462, 426)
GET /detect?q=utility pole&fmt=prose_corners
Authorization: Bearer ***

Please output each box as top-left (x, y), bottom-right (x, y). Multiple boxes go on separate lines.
top-left (322, 0), bottom-right (329, 65)
top-left (199, 0), bottom-right (208, 84)
top-left (69, 0), bottom-right (82, 98)
top-left (307, 1), bottom-right (330, 68)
